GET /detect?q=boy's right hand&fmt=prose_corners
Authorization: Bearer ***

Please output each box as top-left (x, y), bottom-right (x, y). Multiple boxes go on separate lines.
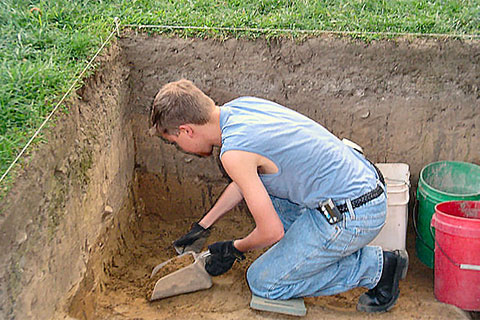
top-left (173, 222), bottom-right (211, 254)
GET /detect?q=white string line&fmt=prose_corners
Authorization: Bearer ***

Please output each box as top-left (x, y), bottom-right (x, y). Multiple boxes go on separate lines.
top-left (123, 24), bottom-right (480, 39)
top-left (0, 18), bottom-right (121, 184)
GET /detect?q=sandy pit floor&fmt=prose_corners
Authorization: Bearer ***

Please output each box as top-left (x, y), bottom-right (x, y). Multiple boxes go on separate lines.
top-left (68, 172), bottom-right (471, 320)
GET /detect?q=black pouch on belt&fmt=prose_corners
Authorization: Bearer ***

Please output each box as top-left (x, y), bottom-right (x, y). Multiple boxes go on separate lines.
top-left (318, 199), bottom-right (343, 225)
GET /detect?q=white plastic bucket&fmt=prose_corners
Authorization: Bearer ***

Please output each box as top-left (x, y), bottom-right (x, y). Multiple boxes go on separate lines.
top-left (370, 163), bottom-right (410, 251)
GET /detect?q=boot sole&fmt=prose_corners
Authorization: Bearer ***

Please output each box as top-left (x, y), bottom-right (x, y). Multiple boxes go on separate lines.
top-left (357, 249), bottom-right (409, 313)
top-left (356, 290), bottom-right (400, 313)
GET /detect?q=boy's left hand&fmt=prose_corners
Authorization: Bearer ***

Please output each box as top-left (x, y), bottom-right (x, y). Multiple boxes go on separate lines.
top-left (205, 240), bottom-right (245, 276)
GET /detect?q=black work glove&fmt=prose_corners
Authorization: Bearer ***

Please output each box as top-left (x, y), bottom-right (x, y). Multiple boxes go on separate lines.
top-left (173, 222), bottom-right (211, 254)
top-left (205, 240), bottom-right (245, 276)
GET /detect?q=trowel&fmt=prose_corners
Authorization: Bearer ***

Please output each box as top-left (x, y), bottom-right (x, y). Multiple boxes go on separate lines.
top-left (148, 251), bottom-right (213, 301)
top-left (173, 236), bottom-right (208, 255)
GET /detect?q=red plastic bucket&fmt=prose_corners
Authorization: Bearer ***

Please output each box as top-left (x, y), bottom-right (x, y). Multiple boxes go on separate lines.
top-left (431, 201), bottom-right (480, 311)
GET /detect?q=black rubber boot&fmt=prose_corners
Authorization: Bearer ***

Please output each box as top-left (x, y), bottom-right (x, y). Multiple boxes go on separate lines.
top-left (357, 250), bottom-right (409, 313)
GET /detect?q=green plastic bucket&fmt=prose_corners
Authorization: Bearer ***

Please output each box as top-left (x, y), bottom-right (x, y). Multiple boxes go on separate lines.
top-left (416, 161), bottom-right (480, 268)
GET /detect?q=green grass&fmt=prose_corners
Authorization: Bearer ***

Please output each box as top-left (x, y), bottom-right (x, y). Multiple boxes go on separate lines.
top-left (1, 0), bottom-right (479, 189)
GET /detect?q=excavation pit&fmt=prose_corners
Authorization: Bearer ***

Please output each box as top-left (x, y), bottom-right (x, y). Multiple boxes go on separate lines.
top-left (1, 34), bottom-right (479, 320)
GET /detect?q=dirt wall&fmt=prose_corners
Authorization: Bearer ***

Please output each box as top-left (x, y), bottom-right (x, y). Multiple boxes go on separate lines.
top-left (124, 35), bottom-right (480, 185)
top-left (0, 43), bottom-right (134, 320)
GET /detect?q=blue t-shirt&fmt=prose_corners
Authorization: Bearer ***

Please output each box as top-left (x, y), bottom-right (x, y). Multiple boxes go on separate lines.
top-left (219, 97), bottom-right (378, 209)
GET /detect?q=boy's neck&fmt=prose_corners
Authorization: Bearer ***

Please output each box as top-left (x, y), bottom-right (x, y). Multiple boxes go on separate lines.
top-left (197, 106), bottom-right (222, 147)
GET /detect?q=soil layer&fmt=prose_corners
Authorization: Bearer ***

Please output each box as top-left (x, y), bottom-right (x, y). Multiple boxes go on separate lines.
top-left (125, 35), bottom-right (480, 185)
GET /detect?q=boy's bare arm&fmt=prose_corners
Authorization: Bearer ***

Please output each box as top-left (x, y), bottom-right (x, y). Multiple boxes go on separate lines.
top-left (173, 179), bottom-right (243, 254)
top-left (199, 181), bottom-right (244, 228)
top-left (221, 150), bottom-right (284, 252)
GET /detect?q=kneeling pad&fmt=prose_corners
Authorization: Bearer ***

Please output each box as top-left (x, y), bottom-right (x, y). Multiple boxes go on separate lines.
top-left (250, 294), bottom-right (307, 317)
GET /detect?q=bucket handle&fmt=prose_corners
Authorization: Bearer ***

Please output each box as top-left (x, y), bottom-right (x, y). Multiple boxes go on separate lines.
top-left (385, 177), bottom-right (411, 188)
top-left (412, 195), bottom-right (434, 252)
top-left (429, 223), bottom-right (480, 271)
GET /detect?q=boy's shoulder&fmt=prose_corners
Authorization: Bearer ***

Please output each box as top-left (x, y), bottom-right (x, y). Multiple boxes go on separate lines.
top-left (224, 97), bottom-right (284, 109)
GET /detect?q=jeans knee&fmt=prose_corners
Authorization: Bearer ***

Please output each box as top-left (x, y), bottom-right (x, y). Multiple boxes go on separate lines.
top-left (247, 261), bottom-right (269, 297)
top-left (246, 263), bottom-right (260, 290)
top-left (247, 261), bottom-right (290, 300)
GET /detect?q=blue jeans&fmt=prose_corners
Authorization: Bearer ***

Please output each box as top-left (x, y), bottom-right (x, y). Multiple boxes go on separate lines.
top-left (246, 183), bottom-right (387, 300)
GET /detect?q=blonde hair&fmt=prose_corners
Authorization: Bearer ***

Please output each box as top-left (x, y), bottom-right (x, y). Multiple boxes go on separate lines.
top-left (150, 79), bottom-right (215, 135)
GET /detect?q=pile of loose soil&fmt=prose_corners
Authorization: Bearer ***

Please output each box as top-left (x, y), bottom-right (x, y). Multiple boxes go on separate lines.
top-left (145, 253), bottom-right (196, 299)
top-left (150, 254), bottom-right (196, 282)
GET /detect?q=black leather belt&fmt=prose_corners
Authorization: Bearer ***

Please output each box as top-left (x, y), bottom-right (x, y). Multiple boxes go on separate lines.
top-left (335, 184), bottom-right (384, 214)
top-left (335, 162), bottom-right (385, 213)
top-left (316, 161), bottom-right (386, 215)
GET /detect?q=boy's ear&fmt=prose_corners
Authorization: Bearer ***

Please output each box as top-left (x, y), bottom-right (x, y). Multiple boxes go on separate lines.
top-left (178, 124), bottom-right (194, 137)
